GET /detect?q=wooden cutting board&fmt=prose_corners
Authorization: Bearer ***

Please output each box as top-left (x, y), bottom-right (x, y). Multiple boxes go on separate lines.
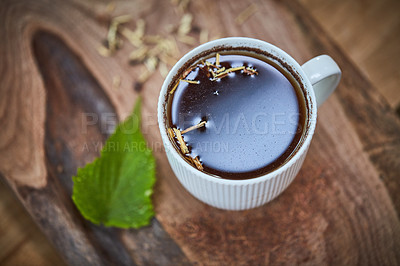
top-left (1, 0), bottom-right (400, 264)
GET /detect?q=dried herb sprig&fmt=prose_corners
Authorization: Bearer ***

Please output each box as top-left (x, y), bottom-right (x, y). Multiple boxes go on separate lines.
top-left (192, 156), bottom-right (203, 170)
top-left (211, 66), bottom-right (245, 80)
top-left (181, 121), bottom-right (206, 134)
top-left (171, 0), bottom-right (191, 13)
top-left (167, 128), bottom-right (175, 139)
top-left (181, 79), bottom-right (200, 84)
top-left (216, 67), bottom-right (226, 74)
top-left (169, 77), bottom-right (200, 95)
top-left (168, 125), bottom-right (204, 170)
top-left (107, 15), bottom-right (132, 53)
top-left (183, 66), bottom-right (196, 78)
top-left (215, 53), bottom-right (220, 66)
top-left (235, 3), bottom-right (258, 25)
top-left (97, 15), bottom-right (132, 56)
top-left (173, 128), bottom-right (189, 154)
top-left (120, 19), bottom-right (146, 48)
top-left (112, 75), bottom-right (121, 90)
top-left (129, 45), bottom-right (148, 62)
top-left (178, 13), bottom-right (193, 36)
top-left (169, 81), bottom-right (180, 95)
top-left (205, 61), bottom-right (219, 69)
top-left (243, 66), bottom-right (258, 75)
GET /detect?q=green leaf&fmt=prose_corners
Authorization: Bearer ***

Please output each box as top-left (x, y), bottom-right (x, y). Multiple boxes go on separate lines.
top-left (72, 98), bottom-right (156, 228)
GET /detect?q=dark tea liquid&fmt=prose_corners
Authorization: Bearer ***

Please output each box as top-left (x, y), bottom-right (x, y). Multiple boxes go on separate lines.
top-left (167, 51), bottom-right (307, 179)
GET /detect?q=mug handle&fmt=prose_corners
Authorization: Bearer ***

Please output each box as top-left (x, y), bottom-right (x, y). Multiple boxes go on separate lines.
top-left (301, 55), bottom-right (342, 107)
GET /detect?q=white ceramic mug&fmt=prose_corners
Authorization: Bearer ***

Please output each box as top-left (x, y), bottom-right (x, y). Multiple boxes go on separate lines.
top-left (158, 37), bottom-right (341, 210)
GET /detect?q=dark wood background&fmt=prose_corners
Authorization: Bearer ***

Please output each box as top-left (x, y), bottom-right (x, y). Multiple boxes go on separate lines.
top-left (0, 0), bottom-right (399, 265)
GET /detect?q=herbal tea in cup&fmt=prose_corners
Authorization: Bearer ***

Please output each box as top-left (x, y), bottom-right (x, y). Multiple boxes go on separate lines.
top-left (166, 50), bottom-right (307, 180)
top-left (158, 37), bottom-right (341, 209)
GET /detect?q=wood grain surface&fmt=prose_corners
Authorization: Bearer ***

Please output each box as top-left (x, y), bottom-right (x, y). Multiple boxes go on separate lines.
top-left (0, 0), bottom-right (399, 265)
top-left (0, 180), bottom-right (64, 265)
top-left (300, 0), bottom-right (400, 109)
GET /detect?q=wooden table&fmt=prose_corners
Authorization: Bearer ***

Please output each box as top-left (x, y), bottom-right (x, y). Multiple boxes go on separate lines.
top-left (1, 0), bottom-right (399, 264)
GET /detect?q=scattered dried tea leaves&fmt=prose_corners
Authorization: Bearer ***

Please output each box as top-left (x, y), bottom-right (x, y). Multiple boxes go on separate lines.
top-left (177, 35), bottom-right (197, 45)
top-left (144, 56), bottom-right (158, 72)
top-left (159, 62), bottom-right (169, 78)
top-left (178, 13), bottom-right (193, 36)
top-left (97, 1), bottom-right (116, 24)
top-left (159, 53), bottom-right (179, 67)
top-left (113, 14), bottom-right (133, 24)
top-left (107, 15), bottom-right (132, 53)
top-left (199, 29), bottom-right (209, 43)
top-left (143, 35), bottom-right (164, 45)
top-left (105, 1), bottom-right (116, 13)
top-left (129, 46), bottom-right (148, 62)
top-left (235, 3), bottom-right (258, 25)
top-left (138, 69), bottom-right (153, 84)
top-left (120, 20), bottom-right (145, 48)
top-left (171, 0), bottom-right (191, 13)
top-left (112, 75), bottom-right (121, 90)
top-left (96, 0), bottom-right (221, 93)
top-left (97, 45), bottom-right (112, 57)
